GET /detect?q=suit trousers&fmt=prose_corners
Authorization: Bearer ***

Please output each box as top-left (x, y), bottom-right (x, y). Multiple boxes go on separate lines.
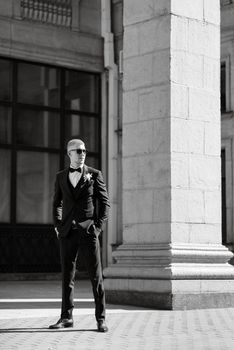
top-left (59, 228), bottom-right (106, 322)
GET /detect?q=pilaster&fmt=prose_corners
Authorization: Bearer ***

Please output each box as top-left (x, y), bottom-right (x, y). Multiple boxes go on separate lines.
top-left (104, 0), bottom-right (234, 309)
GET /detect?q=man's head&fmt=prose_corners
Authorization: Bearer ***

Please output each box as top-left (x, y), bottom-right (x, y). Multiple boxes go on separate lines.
top-left (67, 139), bottom-right (86, 168)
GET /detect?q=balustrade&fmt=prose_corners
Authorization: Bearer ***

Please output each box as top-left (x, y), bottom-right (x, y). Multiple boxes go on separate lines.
top-left (20, 0), bottom-right (72, 27)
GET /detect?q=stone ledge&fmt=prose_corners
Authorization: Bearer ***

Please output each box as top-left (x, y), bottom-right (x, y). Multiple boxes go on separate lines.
top-left (106, 290), bottom-right (234, 310)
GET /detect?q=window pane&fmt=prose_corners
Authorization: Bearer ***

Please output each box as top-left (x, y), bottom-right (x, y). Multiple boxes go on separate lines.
top-left (18, 63), bottom-right (60, 107)
top-left (65, 114), bottom-right (99, 152)
top-left (65, 71), bottom-right (99, 113)
top-left (221, 62), bottom-right (226, 112)
top-left (16, 109), bottom-right (60, 148)
top-left (17, 151), bottom-right (59, 224)
top-left (85, 156), bottom-right (99, 168)
top-left (0, 150), bottom-right (10, 222)
top-left (0, 58), bottom-right (12, 101)
top-left (0, 106), bottom-right (11, 144)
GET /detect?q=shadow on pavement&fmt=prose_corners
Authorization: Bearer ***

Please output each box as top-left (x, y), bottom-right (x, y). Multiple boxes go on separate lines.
top-left (0, 301), bottom-right (150, 311)
top-left (0, 328), bottom-right (98, 333)
top-left (0, 301), bottom-right (95, 309)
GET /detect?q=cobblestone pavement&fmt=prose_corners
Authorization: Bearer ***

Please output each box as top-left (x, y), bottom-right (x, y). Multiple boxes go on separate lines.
top-left (0, 281), bottom-right (234, 350)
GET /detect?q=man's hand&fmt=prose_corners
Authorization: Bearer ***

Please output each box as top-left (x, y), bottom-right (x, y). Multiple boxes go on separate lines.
top-left (55, 227), bottom-right (59, 238)
top-left (94, 224), bottom-right (102, 235)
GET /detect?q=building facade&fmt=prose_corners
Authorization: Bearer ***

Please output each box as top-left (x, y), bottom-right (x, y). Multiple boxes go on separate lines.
top-left (0, 0), bottom-right (234, 308)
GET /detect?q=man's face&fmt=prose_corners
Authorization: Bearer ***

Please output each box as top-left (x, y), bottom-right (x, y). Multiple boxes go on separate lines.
top-left (68, 143), bottom-right (86, 167)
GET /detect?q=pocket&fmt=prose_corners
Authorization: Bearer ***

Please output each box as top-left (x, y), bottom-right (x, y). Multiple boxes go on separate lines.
top-left (90, 224), bottom-right (102, 237)
top-left (87, 223), bottom-right (96, 235)
top-left (77, 219), bottom-right (94, 233)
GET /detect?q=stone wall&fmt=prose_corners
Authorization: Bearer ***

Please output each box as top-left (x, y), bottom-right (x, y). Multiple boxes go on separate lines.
top-left (0, 0), bottom-right (102, 71)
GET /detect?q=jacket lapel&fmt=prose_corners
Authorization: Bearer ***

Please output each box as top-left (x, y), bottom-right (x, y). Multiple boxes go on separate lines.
top-left (61, 168), bottom-right (73, 198)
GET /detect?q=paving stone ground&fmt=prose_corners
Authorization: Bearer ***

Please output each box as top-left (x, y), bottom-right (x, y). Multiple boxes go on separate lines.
top-left (0, 280), bottom-right (234, 350)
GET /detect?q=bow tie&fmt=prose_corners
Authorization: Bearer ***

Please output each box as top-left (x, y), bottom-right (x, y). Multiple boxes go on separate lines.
top-left (69, 167), bottom-right (82, 173)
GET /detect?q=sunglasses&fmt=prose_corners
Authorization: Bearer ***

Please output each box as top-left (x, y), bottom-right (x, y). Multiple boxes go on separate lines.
top-left (71, 149), bottom-right (87, 155)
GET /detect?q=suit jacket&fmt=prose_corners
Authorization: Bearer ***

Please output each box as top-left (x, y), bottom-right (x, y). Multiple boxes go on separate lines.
top-left (53, 164), bottom-right (110, 237)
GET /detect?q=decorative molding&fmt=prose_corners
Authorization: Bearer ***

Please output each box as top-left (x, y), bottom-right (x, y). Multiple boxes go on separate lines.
top-left (111, 243), bottom-right (233, 263)
top-left (104, 243), bottom-right (234, 280)
top-left (20, 0), bottom-right (72, 28)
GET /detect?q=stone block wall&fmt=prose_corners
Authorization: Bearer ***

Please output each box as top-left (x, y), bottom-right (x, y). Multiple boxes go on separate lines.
top-left (0, 0), bottom-right (103, 71)
top-left (170, 0), bottom-right (221, 245)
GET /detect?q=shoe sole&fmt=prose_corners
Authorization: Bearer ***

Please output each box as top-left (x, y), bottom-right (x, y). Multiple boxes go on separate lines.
top-left (98, 328), bottom-right (108, 332)
top-left (49, 323), bottom-right (74, 329)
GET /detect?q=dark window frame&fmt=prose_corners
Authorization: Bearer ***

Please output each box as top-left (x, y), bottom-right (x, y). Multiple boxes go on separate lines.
top-left (221, 148), bottom-right (227, 244)
top-left (221, 61), bottom-right (227, 113)
top-left (221, 57), bottom-right (231, 115)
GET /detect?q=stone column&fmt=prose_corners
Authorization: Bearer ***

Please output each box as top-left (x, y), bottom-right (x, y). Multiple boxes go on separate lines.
top-left (104, 0), bottom-right (234, 309)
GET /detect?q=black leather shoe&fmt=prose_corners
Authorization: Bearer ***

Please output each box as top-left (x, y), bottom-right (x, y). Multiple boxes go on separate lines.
top-left (97, 320), bottom-right (108, 332)
top-left (49, 318), bottom-right (74, 329)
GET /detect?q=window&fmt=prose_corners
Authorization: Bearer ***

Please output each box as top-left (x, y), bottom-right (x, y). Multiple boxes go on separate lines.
top-left (0, 106), bottom-right (11, 144)
top-left (0, 59), bottom-right (12, 101)
top-left (17, 152), bottom-right (59, 224)
top-left (221, 57), bottom-right (230, 114)
top-left (18, 63), bottom-right (60, 108)
top-left (16, 109), bottom-right (60, 148)
top-left (0, 150), bottom-right (11, 222)
top-left (0, 58), bottom-right (101, 225)
top-left (65, 71), bottom-right (99, 113)
top-left (221, 62), bottom-right (226, 113)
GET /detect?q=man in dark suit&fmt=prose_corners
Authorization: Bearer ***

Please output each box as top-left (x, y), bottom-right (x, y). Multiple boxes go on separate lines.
top-left (49, 139), bottom-right (110, 332)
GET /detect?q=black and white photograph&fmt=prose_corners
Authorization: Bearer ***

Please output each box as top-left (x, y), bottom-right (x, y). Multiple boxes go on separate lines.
top-left (0, 1), bottom-right (234, 349)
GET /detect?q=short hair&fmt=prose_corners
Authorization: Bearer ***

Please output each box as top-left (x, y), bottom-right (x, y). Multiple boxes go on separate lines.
top-left (67, 139), bottom-right (85, 154)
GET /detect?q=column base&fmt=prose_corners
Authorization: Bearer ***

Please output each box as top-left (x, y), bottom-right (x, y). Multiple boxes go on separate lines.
top-left (104, 243), bottom-right (234, 309)
top-left (106, 289), bottom-right (234, 310)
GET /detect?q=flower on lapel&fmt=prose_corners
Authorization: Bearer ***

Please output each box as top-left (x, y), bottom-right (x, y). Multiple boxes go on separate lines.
top-left (84, 173), bottom-right (93, 182)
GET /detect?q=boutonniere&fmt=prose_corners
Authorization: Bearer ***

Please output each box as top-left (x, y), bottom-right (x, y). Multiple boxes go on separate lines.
top-left (84, 173), bottom-right (93, 182)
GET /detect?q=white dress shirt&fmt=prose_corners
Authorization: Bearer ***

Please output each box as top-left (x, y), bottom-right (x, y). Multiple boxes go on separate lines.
top-left (69, 166), bottom-right (83, 188)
